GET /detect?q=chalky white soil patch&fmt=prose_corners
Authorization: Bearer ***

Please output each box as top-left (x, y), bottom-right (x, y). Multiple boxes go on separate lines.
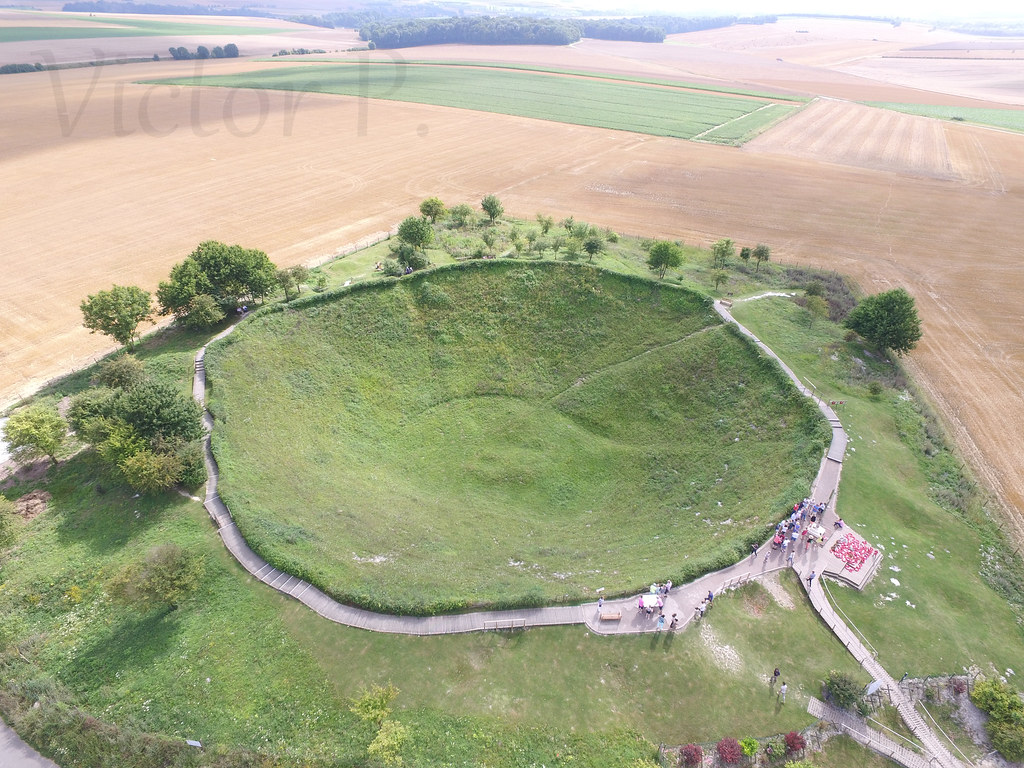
top-left (759, 571), bottom-right (796, 609)
top-left (700, 621), bottom-right (743, 672)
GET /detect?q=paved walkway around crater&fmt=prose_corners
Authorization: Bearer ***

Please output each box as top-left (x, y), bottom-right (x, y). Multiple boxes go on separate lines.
top-left (191, 297), bottom-right (963, 768)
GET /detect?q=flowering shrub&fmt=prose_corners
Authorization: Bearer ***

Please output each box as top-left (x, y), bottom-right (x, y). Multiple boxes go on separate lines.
top-left (717, 737), bottom-right (742, 764)
top-left (678, 743), bottom-right (703, 766)
top-left (784, 731), bottom-right (806, 754)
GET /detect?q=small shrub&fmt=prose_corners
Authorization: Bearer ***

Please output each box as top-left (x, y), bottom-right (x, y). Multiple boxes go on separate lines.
top-left (740, 736), bottom-right (759, 757)
top-left (765, 736), bottom-right (786, 758)
top-left (784, 731), bottom-right (806, 754)
top-left (717, 737), bottom-right (742, 764)
top-left (176, 441), bottom-right (207, 489)
top-left (350, 682), bottom-right (399, 725)
top-left (679, 743), bottom-right (703, 766)
top-left (381, 259), bottom-right (403, 277)
top-left (952, 678), bottom-right (967, 695)
top-left (824, 670), bottom-right (861, 710)
top-left (96, 355), bottom-right (148, 390)
top-left (868, 381), bottom-right (884, 397)
top-left (367, 719), bottom-right (408, 767)
top-left (107, 544), bottom-right (205, 610)
top-left (844, 329), bottom-right (859, 342)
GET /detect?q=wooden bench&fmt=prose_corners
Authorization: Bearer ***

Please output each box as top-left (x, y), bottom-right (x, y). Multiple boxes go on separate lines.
top-left (600, 611), bottom-right (622, 621)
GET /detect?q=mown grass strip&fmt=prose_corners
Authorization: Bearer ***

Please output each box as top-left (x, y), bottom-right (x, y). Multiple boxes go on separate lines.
top-left (864, 101), bottom-right (1024, 133)
top-left (151, 62), bottom-right (784, 142)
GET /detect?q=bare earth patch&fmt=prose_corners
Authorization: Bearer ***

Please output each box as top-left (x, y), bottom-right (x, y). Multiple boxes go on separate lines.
top-left (14, 489), bottom-right (51, 521)
top-left (700, 621), bottom-right (743, 673)
top-left (758, 572), bottom-right (796, 610)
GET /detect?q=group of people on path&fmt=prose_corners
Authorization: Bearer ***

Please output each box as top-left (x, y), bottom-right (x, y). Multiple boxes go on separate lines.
top-left (610, 497), bottom-right (829, 634)
top-left (754, 497), bottom-right (830, 563)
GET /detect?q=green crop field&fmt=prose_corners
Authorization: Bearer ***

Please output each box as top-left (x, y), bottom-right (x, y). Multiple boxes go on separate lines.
top-left (152, 63), bottom-right (786, 143)
top-left (261, 59), bottom-right (809, 102)
top-left (206, 262), bottom-right (827, 614)
top-left (0, 18), bottom-right (285, 43)
top-left (864, 101), bottom-right (1024, 133)
top-left (695, 103), bottom-right (802, 144)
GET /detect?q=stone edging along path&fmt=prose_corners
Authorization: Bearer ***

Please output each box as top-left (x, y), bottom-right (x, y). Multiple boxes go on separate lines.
top-left (192, 295), bottom-right (964, 768)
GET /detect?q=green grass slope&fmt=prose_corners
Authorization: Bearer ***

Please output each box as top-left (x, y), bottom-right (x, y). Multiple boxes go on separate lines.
top-left (206, 262), bottom-right (828, 614)
top-left (731, 297), bottom-right (1024, 677)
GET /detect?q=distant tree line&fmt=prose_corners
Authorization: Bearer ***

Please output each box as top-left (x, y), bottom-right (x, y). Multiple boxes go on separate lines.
top-left (0, 63), bottom-right (44, 75)
top-left (62, 1), bottom-right (274, 17)
top-left (360, 17), bottom-right (585, 48)
top-left (358, 15), bottom-right (779, 48)
top-left (167, 43), bottom-right (238, 60)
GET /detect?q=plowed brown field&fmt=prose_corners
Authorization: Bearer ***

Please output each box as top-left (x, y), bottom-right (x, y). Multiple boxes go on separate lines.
top-left (2, 18), bottom-right (1024, 541)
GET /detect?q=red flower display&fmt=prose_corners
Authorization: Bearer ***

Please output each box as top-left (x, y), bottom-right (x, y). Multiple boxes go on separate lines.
top-left (830, 532), bottom-right (877, 572)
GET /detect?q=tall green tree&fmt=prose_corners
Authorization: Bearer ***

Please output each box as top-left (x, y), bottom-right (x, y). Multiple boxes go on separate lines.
top-left (844, 287), bottom-right (923, 356)
top-left (710, 238), bottom-right (734, 270)
top-left (480, 194), bottom-right (504, 223)
top-left (536, 214), bottom-right (554, 234)
top-left (80, 284), bottom-right (152, 350)
top-left (752, 243), bottom-right (771, 273)
top-left (419, 197), bottom-right (447, 223)
top-left (157, 241), bottom-right (276, 320)
top-left (3, 405), bottom-right (66, 465)
top-left (583, 234), bottom-right (603, 263)
top-left (647, 240), bottom-right (683, 279)
top-left (397, 216), bottom-right (434, 251)
top-left (449, 203), bottom-right (474, 228)
top-left (182, 293), bottom-right (226, 328)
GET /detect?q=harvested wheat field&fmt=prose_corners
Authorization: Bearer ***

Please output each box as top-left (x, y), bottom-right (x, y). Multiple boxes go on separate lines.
top-left (2, 18), bottom-right (1024, 542)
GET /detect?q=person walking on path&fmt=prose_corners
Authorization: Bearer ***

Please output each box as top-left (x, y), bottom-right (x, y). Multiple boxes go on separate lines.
top-left (657, 613), bottom-right (666, 631)
top-left (806, 571), bottom-right (816, 587)
top-left (773, 667), bottom-right (781, 685)
top-left (597, 597), bottom-right (604, 613)
top-left (750, 543), bottom-right (758, 562)
top-left (779, 682), bottom-right (788, 703)
top-left (706, 590), bottom-right (714, 607)
top-left (669, 613), bottom-right (678, 630)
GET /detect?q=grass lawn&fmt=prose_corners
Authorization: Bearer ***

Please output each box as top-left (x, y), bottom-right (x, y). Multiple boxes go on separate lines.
top-left (730, 297), bottom-right (1024, 677)
top-left (812, 734), bottom-right (904, 768)
top-left (149, 63), bottom-right (785, 143)
top-left (864, 102), bottom-right (1024, 133)
top-left (0, 448), bottom-right (863, 766)
top-left (206, 262), bottom-right (827, 614)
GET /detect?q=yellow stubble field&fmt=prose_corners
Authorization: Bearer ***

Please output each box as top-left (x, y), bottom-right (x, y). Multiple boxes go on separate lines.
top-left (2, 18), bottom-right (1023, 540)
